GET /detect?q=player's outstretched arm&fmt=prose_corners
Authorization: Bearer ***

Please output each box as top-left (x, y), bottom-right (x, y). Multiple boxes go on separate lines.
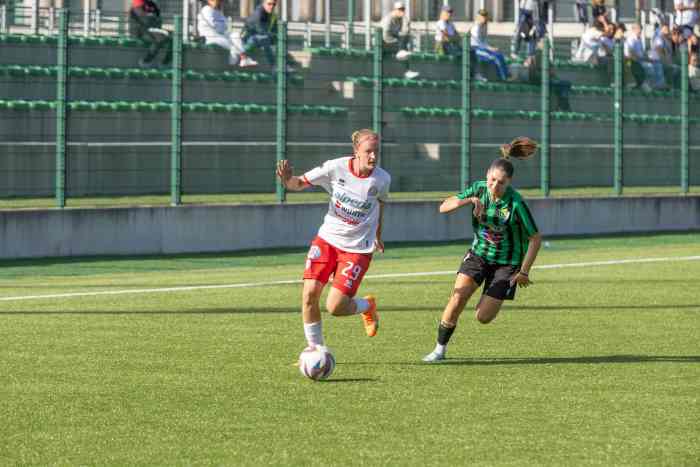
top-left (276, 159), bottom-right (307, 191)
top-left (439, 196), bottom-right (482, 216)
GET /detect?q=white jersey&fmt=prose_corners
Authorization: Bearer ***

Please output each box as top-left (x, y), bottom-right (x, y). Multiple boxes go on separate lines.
top-left (302, 156), bottom-right (391, 254)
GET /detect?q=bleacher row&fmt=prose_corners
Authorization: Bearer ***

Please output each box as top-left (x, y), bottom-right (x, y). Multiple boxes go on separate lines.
top-left (1, 33), bottom-right (696, 118)
top-left (1, 31), bottom-right (697, 197)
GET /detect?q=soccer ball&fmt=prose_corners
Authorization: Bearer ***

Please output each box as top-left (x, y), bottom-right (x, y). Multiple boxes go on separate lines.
top-left (298, 345), bottom-right (336, 381)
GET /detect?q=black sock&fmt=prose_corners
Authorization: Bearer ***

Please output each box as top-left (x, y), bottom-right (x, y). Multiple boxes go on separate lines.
top-left (437, 322), bottom-right (456, 346)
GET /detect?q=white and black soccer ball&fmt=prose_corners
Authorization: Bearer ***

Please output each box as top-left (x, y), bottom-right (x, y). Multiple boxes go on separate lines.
top-left (298, 345), bottom-right (336, 381)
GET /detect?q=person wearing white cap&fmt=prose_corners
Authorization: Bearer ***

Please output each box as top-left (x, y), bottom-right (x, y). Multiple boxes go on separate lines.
top-left (381, 1), bottom-right (420, 79)
top-left (435, 5), bottom-right (462, 57)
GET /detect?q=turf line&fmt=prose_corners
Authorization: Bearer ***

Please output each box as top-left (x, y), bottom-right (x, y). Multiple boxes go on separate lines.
top-left (1, 255), bottom-right (699, 303)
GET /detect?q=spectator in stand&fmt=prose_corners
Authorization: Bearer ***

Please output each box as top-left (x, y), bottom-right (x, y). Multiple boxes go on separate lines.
top-left (511, 0), bottom-right (541, 59)
top-left (591, 0), bottom-right (611, 27)
top-left (625, 23), bottom-right (665, 90)
top-left (129, 0), bottom-right (172, 68)
top-left (689, 53), bottom-right (700, 91)
top-left (197, 0), bottom-right (248, 66)
top-left (435, 5), bottom-right (461, 57)
top-left (598, 23), bottom-right (616, 63)
top-left (382, 1), bottom-right (420, 79)
top-left (674, 0), bottom-right (699, 40)
top-left (650, 23), bottom-right (676, 87)
top-left (573, 22), bottom-right (605, 64)
top-left (470, 9), bottom-right (510, 81)
top-left (241, 0), bottom-right (280, 70)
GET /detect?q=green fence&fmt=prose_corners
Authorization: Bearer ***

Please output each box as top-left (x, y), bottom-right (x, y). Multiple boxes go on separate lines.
top-left (0, 10), bottom-right (698, 208)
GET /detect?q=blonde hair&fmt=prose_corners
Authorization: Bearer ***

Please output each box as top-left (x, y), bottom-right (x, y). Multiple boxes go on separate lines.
top-left (351, 129), bottom-right (379, 148)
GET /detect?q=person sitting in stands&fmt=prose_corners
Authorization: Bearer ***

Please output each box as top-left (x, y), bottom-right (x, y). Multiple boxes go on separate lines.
top-left (241, 0), bottom-right (280, 69)
top-left (689, 53), bottom-right (700, 91)
top-left (470, 9), bottom-right (510, 81)
top-left (591, 0), bottom-right (611, 27)
top-left (129, 0), bottom-right (172, 68)
top-left (626, 23), bottom-right (665, 90)
top-left (649, 23), bottom-right (676, 88)
top-left (435, 5), bottom-right (461, 57)
top-left (573, 21), bottom-right (605, 64)
top-left (197, 0), bottom-right (247, 66)
top-left (382, 1), bottom-right (420, 79)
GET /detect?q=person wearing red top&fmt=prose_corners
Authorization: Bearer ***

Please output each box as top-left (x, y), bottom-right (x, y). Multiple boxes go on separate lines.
top-left (275, 129), bottom-right (391, 353)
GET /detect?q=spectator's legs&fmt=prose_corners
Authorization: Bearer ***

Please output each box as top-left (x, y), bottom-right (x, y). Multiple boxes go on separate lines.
top-left (510, 9), bottom-right (532, 57)
top-left (644, 61), bottom-right (666, 88)
top-left (474, 46), bottom-right (510, 80)
top-left (206, 34), bottom-right (242, 65)
top-left (244, 34), bottom-right (275, 66)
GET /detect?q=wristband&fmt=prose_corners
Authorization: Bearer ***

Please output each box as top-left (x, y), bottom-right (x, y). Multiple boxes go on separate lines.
top-left (519, 271), bottom-right (529, 277)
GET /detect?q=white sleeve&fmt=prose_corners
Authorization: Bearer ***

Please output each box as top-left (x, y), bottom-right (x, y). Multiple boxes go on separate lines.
top-left (302, 160), bottom-right (334, 192)
top-left (197, 6), bottom-right (219, 38)
top-left (435, 20), bottom-right (446, 41)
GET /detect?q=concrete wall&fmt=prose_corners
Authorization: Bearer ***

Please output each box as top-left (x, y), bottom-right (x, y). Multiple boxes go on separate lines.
top-left (0, 196), bottom-right (698, 259)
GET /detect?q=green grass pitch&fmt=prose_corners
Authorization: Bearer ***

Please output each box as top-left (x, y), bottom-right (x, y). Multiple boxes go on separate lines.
top-left (1, 234), bottom-right (699, 465)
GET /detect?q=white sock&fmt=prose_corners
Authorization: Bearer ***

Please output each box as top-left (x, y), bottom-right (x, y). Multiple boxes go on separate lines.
top-left (303, 321), bottom-right (324, 347)
top-left (434, 343), bottom-right (446, 355)
top-left (353, 298), bottom-right (370, 314)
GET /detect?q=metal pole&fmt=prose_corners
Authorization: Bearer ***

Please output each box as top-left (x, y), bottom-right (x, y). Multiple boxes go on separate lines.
top-left (613, 40), bottom-right (623, 195)
top-left (514, 0), bottom-right (519, 33)
top-left (31, 0), bottom-right (39, 34)
top-left (170, 15), bottom-right (183, 206)
top-left (461, 32), bottom-right (472, 189)
top-left (282, 0), bottom-right (288, 22)
top-left (424, 0), bottom-right (429, 52)
top-left (182, 0), bottom-right (189, 42)
top-left (681, 46), bottom-right (689, 193)
top-left (276, 22), bottom-right (288, 203)
top-left (83, 0), bottom-right (90, 36)
top-left (56, 9), bottom-right (68, 208)
top-left (365, 0), bottom-right (371, 50)
top-left (348, 0), bottom-right (355, 48)
top-left (304, 21), bottom-right (311, 48)
top-left (373, 27), bottom-right (383, 162)
top-left (547, 2), bottom-right (554, 60)
top-left (48, 7), bottom-right (55, 34)
top-left (324, 0), bottom-right (331, 47)
top-left (541, 37), bottom-right (550, 197)
top-left (0, 5), bottom-right (6, 34)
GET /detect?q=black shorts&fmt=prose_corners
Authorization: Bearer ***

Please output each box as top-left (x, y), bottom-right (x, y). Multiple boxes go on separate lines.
top-left (457, 251), bottom-right (519, 300)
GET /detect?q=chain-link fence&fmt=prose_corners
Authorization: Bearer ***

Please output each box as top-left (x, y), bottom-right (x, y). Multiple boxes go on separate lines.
top-left (0, 5), bottom-right (698, 207)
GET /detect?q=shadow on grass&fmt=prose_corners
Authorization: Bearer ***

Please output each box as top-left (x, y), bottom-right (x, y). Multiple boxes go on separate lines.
top-left (318, 378), bottom-right (379, 383)
top-left (362, 355), bottom-right (700, 366)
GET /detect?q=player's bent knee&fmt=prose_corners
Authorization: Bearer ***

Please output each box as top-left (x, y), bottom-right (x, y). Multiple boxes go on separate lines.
top-left (325, 298), bottom-right (347, 316)
top-left (475, 309), bottom-right (495, 324)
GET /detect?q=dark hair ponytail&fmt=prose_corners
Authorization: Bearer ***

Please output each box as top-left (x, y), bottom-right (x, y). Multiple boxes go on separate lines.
top-left (489, 137), bottom-right (539, 178)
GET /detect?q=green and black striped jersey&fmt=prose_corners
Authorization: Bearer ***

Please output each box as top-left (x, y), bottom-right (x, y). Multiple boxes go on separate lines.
top-left (456, 181), bottom-right (539, 266)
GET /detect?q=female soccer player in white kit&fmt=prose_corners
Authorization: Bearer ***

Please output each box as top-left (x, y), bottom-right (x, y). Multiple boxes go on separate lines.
top-left (276, 129), bottom-right (391, 349)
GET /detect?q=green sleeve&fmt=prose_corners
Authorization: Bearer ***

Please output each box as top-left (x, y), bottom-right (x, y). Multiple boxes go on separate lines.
top-left (456, 181), bottom-right (479, 200)
top-left (515, 200), bottom-right (539, 237)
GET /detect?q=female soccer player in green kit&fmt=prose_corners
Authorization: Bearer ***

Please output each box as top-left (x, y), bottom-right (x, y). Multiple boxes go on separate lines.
top-left (423, 137), bottom-right (542, 362)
